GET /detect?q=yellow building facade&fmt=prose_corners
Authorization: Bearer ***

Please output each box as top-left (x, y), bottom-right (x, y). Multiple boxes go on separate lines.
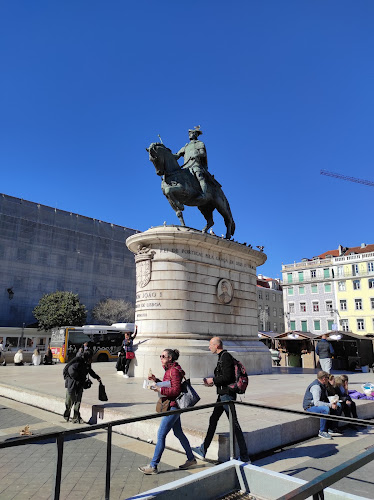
top-left (334, 251), bottom-right (374, 335)
top-left (282, 244), bottom-right (374, 336)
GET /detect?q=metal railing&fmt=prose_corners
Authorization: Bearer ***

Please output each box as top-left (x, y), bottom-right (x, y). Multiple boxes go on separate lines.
top-left (0, 400), bottom-right (373, 500)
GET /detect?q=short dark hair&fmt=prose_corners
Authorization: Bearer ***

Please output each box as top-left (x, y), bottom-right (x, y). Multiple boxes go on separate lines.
top-left (83, 349), bottom-right (93, 362)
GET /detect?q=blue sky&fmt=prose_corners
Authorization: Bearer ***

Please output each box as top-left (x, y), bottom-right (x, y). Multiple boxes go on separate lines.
top-left (1, 1), bottom-right (373, 280)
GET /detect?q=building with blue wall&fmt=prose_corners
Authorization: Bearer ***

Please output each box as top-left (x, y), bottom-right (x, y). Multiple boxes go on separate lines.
top-left (0, 193), bottom-right (138, 326)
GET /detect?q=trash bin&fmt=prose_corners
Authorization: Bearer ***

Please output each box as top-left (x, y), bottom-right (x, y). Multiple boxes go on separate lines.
top-left (288, 354), bottom-right (301, 367)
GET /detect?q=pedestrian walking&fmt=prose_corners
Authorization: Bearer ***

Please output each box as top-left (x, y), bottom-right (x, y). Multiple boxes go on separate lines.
top-left (191, 337), bottom-right (250, 463)
top-left (63, 349), bottom-right (101, 423)
top-left (138, 348), bottom-right (196, 474)
top-left (315, 335), bottom-right (334, 374)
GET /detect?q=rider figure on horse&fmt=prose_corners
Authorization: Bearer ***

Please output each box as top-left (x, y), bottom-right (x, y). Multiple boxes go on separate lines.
top-left (174, 126), bottom-right (210, 200)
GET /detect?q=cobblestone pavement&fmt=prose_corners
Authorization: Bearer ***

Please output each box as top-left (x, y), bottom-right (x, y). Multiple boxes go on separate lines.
top-left (0, 398), bottom-right (212, 500)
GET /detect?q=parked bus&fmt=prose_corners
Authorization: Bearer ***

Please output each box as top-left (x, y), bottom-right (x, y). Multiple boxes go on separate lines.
top-left (50, 324), bottom-right (135, 363)
top-left (0, 327), bottom-right (51, 351)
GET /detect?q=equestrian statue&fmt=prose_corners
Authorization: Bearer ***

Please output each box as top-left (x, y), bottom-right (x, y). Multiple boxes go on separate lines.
top-left (147, 127), bottom-right (235, 239)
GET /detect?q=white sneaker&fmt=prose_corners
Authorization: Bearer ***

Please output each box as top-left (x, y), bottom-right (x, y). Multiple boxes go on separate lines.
top-left (123, 374), bottom-right (129, 378)
top-left (117, 371), bottom-right (123, 375)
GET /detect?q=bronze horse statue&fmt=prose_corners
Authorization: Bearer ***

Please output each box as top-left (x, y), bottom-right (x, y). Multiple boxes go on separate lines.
top-left (147, 142), bottom-right (235, 239)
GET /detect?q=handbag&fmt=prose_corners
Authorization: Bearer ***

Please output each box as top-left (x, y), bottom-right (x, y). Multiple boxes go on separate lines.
top-left (156, 397), bottom-right (171, 413)
top-left (175, 378), bottom-right (200, 409)
top-left (126, 351), bottom-right (135, 359)
top-left (83, 376), bottom-right (92, 390)
top-left (98, 382), bottom-right (108, 402)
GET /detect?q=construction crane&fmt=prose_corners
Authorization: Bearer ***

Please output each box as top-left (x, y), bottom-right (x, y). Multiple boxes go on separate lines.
top-left (320, 170), bottom-right (374, 187)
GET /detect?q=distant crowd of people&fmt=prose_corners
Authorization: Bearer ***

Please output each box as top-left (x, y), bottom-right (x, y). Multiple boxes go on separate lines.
top-left (0, 342), bottom-right (54, 367)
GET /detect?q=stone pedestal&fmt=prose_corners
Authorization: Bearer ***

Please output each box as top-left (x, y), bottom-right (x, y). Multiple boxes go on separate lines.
top-left (126, 226), bottom-right (271, 377)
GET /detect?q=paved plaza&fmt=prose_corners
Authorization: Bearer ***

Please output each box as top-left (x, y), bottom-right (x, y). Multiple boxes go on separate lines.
top-left (0, 364), bottom-right (373, 498)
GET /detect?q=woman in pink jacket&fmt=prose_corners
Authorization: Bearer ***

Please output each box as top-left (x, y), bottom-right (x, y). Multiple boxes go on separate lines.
top-left (138, 348), bottom-right (196, 475)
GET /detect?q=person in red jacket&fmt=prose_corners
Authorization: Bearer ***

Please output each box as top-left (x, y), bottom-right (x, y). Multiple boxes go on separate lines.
top-left (138, 348), bottom-right (196, 475)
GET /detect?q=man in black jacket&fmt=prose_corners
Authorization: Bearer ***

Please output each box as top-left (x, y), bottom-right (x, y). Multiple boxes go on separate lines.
top-left (192, 337), bottom-right (250, 462)
top-left (63, 349), bottom-right (101, 423)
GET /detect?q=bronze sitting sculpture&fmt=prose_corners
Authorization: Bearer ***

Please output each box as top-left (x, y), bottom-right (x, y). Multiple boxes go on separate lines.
top-left (147, 128), bottom-right (235, 239)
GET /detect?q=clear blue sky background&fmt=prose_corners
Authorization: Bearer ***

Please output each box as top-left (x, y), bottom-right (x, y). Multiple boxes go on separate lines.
top-left (1, 1), bottom-right (373, 280)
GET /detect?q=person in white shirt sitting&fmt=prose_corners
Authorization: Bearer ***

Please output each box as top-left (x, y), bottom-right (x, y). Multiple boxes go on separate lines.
top-left (14, 349), bottom-right (24, 366)
top-left (32, 348), bottom-right (41, 366)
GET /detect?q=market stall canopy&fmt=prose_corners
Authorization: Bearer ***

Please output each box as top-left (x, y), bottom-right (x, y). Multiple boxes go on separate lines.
top-left (313, 331), bottom-right (371, 341)
top-left (258, 331), bottom-right (279, 340)
top-left (274, 331), bottom-right (320, 340)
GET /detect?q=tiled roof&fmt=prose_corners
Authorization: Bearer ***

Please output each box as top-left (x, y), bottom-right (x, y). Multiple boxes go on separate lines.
top-left (318, 244), bottom-right (374, 259)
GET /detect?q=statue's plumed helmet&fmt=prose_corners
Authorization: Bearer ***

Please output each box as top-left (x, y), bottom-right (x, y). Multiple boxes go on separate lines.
top-left (189, 126), bottom-right (202, 137)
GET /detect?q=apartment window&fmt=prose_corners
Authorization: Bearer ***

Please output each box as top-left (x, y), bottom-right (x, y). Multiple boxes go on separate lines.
top-left (352, 264), bottom-right (359, 276)
top-left (265, 293), bottom-right (269, 300)
top-left (273, 308), bottom-right (277, 317)
top-left (337, 266), bottom-right (344, 277)
top-left (300, 302), bottom-right (306, 312)
top-left (341, 319), bottom-right (349, 332)
top-left (265, 305), bottom-right (269, 313)
top-left (353, 280), bottom-right (360, 290)
top-left (299, 286), bottom-right (305, 295)
top-left (324, 283), bottom-right (332, 293)
top-left (338, 281), bottom-right (346, 291)
top-left (368, 262), bottom-right (374, 273)
top-left (258, 291), bottom-right (262, 299)
top-left (355, 299), bottom-right (362, 310)
top-left (327, 320), bottom-right (334, 331)
top-left (301, 320), bottom-right (307, 332)
top-left (314, 320), bottom-right (321, 331)
top-left (323, 268), bottom-right (330, 278)
top-left (272, 294), bottom-right (276, 302)
top-left (313, 302), bottom-right (319, 312)
top-left (290, 320), bottom-right (296, 330)
top-left (273, 323), bottom-right (278, 332)
top-left (369, 279), bottom-right (374, 289)
top-left (357, 319), bottom-right (365, 331)
top-left (289, 303), bottom-right (295, 313)
top-left (325, 301), bottom-right (333, 311)
top-left (311, 270), bottom-right (316, 279)
top-left (287, 273), bottom-right (293, 283)
top-left (311, 284), bottom-right (318, 294)
top-left (340, 299), bottom-right (347, 311)
top-left (371, 298), bottom-right (374, 309)
top-left (298, 271), bottom-right (304, 282)
top-left (279, 309), bottom-right (283, 317)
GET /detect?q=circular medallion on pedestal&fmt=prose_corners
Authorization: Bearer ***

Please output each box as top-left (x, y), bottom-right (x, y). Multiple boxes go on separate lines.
top-left (217, 278), bottom-right (234, 304)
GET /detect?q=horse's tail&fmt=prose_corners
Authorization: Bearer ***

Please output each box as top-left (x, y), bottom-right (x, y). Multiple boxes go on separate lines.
top-left (215, 188), bottom-right (235, 238)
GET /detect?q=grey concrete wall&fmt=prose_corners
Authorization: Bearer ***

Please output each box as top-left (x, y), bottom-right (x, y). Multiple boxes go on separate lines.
top-left (0, 193), bottom-right (137, 326)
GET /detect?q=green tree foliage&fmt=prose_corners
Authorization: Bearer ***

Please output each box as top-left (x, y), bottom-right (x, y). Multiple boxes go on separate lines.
top-left (92, 298), bottom-right (135, 325)
top-left (33, 291), bottom-right (87, 331)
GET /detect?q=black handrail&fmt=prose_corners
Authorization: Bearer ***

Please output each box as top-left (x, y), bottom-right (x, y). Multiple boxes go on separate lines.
top-left (0, 400), bottom-right (372, 500)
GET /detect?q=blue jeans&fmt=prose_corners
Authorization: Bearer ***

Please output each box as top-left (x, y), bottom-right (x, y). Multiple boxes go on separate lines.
top-left (150, 407), bottom-right (194, 468)
top-left (203, 394), bottom-right (249, 462)
top-left (306, 405), bottom-right (330, 432)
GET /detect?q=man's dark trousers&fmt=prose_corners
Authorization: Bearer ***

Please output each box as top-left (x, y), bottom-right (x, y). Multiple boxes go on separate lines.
top-left (203, 393), bottom-right (249, 461)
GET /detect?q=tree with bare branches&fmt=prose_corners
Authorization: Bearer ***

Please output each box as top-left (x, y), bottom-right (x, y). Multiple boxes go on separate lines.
top-left (92, 299), bottom-right (134, 325)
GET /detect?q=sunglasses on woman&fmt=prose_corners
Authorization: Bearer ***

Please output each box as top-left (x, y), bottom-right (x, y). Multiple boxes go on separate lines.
top-left (160, 354), bottom-right (169, 359)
